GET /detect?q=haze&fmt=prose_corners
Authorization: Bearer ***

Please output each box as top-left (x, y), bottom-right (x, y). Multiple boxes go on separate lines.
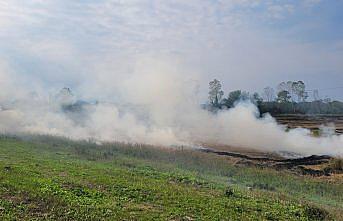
top-left (0, 1), bottom-right (342, 156)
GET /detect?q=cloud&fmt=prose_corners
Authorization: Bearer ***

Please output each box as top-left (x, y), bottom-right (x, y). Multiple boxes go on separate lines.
top-left (0, 0), bottom-right (342, 101)
top-left (267, 4), bottom-right (295, 19)
top-left (303, 0), bottom-right (322, 8)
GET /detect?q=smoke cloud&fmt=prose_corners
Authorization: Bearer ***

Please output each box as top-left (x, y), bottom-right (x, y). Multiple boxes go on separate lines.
top-left (0, 56), bottom-right (342, 157)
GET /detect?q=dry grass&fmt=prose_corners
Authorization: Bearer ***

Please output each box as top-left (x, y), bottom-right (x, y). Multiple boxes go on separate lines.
top-left (327, 158), bottom-right (343, 172)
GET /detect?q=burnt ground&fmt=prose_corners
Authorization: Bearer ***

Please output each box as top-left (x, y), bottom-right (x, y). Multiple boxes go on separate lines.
top-left (273, 114), bottom-right (343, 135)
top-left (198, 147), bottom-right (340, 177)
top-left (196, 115), bottom-right (343, 177)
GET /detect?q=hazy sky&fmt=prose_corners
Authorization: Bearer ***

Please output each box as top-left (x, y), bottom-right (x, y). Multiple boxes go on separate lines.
top-left (0, 0), bottom-right (342, 101)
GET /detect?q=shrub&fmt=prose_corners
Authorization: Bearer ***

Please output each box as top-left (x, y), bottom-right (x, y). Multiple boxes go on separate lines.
top-left (304, 205), bottom-right (329, 221)
top-left (326, 158), bottom-right (343, 172)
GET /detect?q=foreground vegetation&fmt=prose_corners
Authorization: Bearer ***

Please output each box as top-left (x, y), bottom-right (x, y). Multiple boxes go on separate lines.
top-left (0, 135), bottom-right (342, 220)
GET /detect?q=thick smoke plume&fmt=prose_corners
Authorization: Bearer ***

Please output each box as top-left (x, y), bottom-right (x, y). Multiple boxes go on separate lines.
top-left (0, 57), bottom-right (342, 156)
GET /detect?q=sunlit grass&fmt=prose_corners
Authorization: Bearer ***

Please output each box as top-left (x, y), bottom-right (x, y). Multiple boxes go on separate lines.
top-left (0, 135), bottom-right (341, 220)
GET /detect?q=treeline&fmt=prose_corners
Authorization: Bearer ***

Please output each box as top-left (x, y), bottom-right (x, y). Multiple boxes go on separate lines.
top-left (206, 79), bottom-right (343, 115)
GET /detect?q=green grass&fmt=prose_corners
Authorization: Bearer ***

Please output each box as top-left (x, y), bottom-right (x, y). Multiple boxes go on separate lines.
top-left (0, 135), bottom-right (341, 220)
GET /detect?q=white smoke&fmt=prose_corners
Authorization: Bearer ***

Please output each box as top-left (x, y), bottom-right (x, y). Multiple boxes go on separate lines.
top-left (0, 56), bottom-right (342, 156)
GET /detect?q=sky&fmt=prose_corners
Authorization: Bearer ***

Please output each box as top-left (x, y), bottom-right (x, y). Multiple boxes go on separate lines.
top-left (0, 0), bottom-right (342, 101)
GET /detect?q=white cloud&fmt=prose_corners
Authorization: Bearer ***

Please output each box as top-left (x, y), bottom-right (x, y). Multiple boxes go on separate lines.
top-left (0, 0), bottom-right (341, 100)
top-left (303, 0), bottom-right (322, 7)
top-left (267, 4), bottom-right (295, 19)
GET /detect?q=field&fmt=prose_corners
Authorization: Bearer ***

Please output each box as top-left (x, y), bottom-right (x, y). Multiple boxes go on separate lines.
top-left (274, 115), bottom-right (343, 135)
top-left (0, 135), bottom-right (342, 220)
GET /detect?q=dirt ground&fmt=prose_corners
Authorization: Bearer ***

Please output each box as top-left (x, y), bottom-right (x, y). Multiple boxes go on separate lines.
top-left (195, 115), bottom-right (343, 179)
top-left (273, 114), bottom-right (343, 135)
top-left (199, 143), bottom-right (342, 178)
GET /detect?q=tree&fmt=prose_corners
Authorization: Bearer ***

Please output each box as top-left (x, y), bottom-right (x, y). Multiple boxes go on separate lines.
top-left (251, 92), bottom-right (263, 106)
top-left (323, 96), bottom-right (331, 103)
top-left (287, 81), bottom-right (295, 101)
top-left (241, 91), bottom-right (250, 101)
top-left (277, 82), bottom-right (288, 93)
top-left (263, 87), bottom-right (275, 102)
top-left (277, 81), bottom-right (296, 101)
top-left (55, 87), bottom-right (75, 106)
top-left (208, 79), bottom-right (224, 107)
top-left (292, 81), bottom-right (308, 102)
top-left (313, 89), bottom-right (320, 101)
top-left (277, 90), bottom-right (291, 103)
top-left (223, 90), bottom-right (241, 108)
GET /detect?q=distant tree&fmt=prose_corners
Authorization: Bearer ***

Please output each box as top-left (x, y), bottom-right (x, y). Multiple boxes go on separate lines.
top-left (208, 79), bottom-right (224, 107)
top-left (312, 89), bottom-right (320, 101)
top-left (277, 90), bottom-right (291, 103)
top-left (278, 81), bottom-right (299, 101)
top-left (277, 82), bottom-right (288, 93)
top-left (241, 91), bottom-right (250, 101)
top-left (288, 81), bottom-right (295, 101)
top-left (223, 90), bottom-right (241, 108)
top-left (323, 96), bottom-right (331, 103)
top-left (251, 92), bottom-right (263, 106)
top-left (292, 81), bottom-right (308, 102)
top-left (55, 87), bottom-right (75, 106)
top-left (263, 87), bottom-right (275, 102)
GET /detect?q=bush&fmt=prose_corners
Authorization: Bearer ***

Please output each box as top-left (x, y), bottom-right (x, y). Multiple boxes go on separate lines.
top-left (304, 205), bottom-right (329, 221)
top-left (327, 158), bottom-right (343, 172)
top-left (225, 187), bottom-right (234, 197)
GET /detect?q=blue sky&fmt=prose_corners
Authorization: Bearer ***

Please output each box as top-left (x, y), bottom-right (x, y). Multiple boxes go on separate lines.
top-left (0, 0), bottom-right (342, 101)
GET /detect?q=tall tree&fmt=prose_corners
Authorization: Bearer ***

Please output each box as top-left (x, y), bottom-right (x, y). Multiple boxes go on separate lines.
top-left (263, 87), bottom-right (275, 102)
top-left (277, 81), bottom-right (295, 101)
top-left (223, 90), bottom-right (241, 108)
top-left (252, 92), bottom-right (263, 106)
top-left (277, 90), bottom-right (291, 103)
top-left (208, 79), bottom-right (224, 107)
top-left (277, 82), bottom-right (288, 93)
top-left (241, 91), bottom-right (250, 101)
top-left (55, 87), bottom-right (75, 106)
top-left (313, 89), bottom-right (320, 101)
top-left (292, 81), bottom-right (308, 102)
top-left (287, 81), bottom-right (295, 101)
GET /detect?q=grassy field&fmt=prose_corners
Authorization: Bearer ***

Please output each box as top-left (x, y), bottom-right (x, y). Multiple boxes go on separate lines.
top-left (0, 135), bottom-right (342, 220)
